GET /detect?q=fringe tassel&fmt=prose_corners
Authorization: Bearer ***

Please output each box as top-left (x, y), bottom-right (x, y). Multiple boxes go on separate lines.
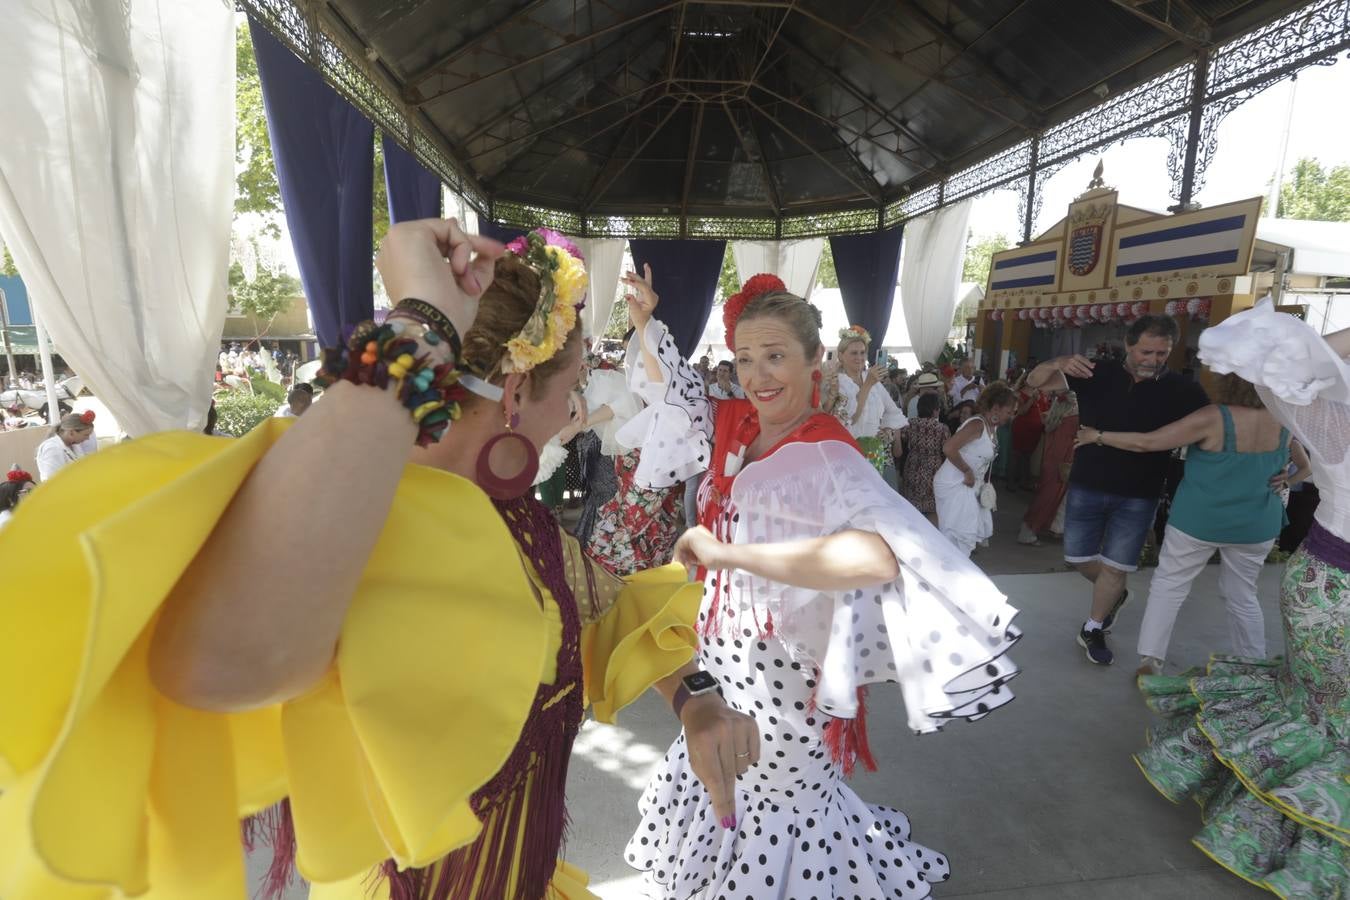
top-left (243, 799), bottom-right (301, 900)
top-left (822, 688), bottom-right (877, 777)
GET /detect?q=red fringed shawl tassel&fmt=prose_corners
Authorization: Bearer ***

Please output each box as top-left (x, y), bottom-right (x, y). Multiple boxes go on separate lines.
top-left (243, 799), bottom-right (301, 900)
top-left (821, 687), bottom-right (877, 777)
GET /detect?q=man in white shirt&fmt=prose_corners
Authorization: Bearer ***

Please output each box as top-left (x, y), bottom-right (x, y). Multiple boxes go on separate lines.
top-left (948, 358), bottom-right (983, 405)
top-left (707, 361), bottom-right (745, 400)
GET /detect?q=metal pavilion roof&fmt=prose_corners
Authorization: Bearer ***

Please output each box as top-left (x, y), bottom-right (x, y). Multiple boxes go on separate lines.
top-left (241, 0), bottom-right (1350, 238)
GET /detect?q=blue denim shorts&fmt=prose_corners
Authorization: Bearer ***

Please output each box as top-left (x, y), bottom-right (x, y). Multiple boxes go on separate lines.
top-left (1063, 485), bottom-right (1159, 572)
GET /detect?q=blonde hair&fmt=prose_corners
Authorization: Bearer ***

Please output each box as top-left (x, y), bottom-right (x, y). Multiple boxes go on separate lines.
top-left (836, 334), bottom-right (869, 359)
top-left (736, 290), bottom-right (823, 358)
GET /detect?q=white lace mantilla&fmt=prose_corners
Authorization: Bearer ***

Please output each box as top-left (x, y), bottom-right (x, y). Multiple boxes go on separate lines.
top-left (724, 440), bottom-right (1021, 733)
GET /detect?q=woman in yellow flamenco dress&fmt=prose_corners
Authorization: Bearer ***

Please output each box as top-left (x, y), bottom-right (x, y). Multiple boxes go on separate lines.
top-left (0, 220), bottom-right (760, 900)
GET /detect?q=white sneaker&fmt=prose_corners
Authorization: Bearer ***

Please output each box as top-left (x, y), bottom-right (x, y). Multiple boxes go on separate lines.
top-left (1017, 524), bottom-right (1041, 546)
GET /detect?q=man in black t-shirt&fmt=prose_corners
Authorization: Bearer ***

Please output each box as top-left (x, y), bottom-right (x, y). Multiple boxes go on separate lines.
top-left (1026, 316), bottom-right (1208, 666)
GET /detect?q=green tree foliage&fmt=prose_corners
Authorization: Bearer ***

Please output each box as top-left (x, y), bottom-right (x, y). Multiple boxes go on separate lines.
top-left (372, 136), bottom-right (390, 253)
top-left (956, 231), bottom-right (1011, 329)
top-left (228, 240), bottom-right (301, 340)
top-left (0, 244), bottom-right (17, 277)
top-left (816, 241), bottom-right (839, 289)
top-left (716, 246), bottom-right (740, 304)
top-left (1277, 157), bottom-right (1350, 222)
top-left (213, 391), bottom-right (279, 437)
top-left (234, 24), bottom-right (281, 236)
top-left (962, 232), bottom-right (1012, 290)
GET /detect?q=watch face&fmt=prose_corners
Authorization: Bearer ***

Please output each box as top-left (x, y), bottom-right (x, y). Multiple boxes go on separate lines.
top-left (682, 670), bottom-right (719, 694)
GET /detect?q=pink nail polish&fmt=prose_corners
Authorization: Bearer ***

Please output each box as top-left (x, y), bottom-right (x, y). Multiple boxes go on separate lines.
top-left (720, 816), bottom-right (732, 829)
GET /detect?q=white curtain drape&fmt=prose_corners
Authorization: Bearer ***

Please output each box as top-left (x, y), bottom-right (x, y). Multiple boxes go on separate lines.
top-left (732, 239), bottom-right (824, 299)
top-left (0, 0), bottom-right (233, 436)
top-left (899, 201), bottom-right (974, 365)
top-left (575, 237), bottom-right (625, 338)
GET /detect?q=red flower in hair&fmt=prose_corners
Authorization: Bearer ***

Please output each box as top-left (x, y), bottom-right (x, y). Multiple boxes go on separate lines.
top-left (723, 273), bottom-right (785, 349)
top-left (7, 469), bottom-right (33, 484)
top-left (79, 410), bottom-right (96, 425)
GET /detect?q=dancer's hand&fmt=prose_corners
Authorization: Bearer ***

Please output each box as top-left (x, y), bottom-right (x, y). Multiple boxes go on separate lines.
top-left (674, 526), bottom-right (730, 571)
top-left (963, 469), bottom-right (976, 488)
top-left (681, 696), bottom-right (760, 829)
top-left (1075, 426), bottom-right (1101, 448)
top-left (623, 264), bottom-right (659, 331)
top-left (377, 218), bottom-right (505, 339)
top-left (1054, 354), bottom-right (1095, 380)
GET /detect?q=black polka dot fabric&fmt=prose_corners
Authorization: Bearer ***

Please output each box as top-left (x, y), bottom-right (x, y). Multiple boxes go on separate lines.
top-left (625, 633), bottom-right (950, 899)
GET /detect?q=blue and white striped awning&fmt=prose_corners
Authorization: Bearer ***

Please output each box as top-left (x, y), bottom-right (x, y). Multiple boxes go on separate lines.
top-left (1113, 212), bottom-right (1249, 278)
top-left (990, 247), bottom-right (1058, 291)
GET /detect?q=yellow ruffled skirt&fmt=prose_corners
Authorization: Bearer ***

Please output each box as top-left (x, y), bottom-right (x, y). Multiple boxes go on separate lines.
top-left (0, 421), bottom-right (699, 899)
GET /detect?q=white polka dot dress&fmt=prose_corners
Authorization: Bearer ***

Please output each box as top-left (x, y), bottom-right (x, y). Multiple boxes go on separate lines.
top-left (625, 609), bottom-right (950, 899)
top-left (617, 315), bottom-right (1021, 898)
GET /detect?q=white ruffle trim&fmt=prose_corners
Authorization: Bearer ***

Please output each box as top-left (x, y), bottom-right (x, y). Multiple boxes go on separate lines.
top-left (616, 318), bottom-right (714, 489)
top-left (720, 441), bottom-right (1020, 734)
top-left (1199, 300), bottom-right (1350, 406)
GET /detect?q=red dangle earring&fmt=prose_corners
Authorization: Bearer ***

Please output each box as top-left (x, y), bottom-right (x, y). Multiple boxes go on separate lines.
top-left (476, 410), bottom-right (540, 499)
top-left (811, 370), bottom-right (822, 408)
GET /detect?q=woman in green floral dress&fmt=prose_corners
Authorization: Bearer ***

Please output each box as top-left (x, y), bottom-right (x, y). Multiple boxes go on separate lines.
top-left (1133, 301), bottom-right (1348, 899)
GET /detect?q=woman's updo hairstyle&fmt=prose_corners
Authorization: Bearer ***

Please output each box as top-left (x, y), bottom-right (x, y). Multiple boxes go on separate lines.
top-left (735, 291), bottom-right (823, 358)
top-left (459, 254), bottom-right (582, 398)
top-left (975, 380), bottom-right (1017, 415)
top-left (836, 333), bottom-right (869, 359)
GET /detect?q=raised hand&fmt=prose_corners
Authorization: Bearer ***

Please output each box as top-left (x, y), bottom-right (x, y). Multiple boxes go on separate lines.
top-left (1056, 354), bottom-right (1095, 380)
top-left (623, 263), bottom-right (659, 331)
top-left (377, 218), bottom-right (505, 339)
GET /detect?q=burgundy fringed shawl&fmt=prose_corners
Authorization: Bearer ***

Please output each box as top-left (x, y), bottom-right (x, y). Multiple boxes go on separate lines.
top-left (248, 495), bottom-right (588, 900)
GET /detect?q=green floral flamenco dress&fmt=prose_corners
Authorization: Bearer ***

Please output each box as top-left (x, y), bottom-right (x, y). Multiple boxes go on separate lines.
top-left (1134, 300), bottom-right (1348, 899)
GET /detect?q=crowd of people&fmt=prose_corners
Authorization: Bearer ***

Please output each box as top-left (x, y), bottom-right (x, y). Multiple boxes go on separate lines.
top-left (0, 219), bottom-right (1343, 900)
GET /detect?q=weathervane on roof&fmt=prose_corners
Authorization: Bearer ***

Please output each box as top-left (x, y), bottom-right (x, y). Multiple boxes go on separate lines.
top-left (1077, 159), bottom-right (1113, 200)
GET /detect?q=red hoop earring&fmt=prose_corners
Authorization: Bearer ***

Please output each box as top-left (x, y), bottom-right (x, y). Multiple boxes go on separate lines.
top-left (811, 370), bottom-right (822, 408)
top-left (476, 418), bottom-right (539, 499)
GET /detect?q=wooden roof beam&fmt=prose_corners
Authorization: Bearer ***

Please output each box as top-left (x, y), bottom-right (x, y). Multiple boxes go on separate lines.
top-left (408, 2), bottom-right (680, 106)
top-left (1104, 0), bottom-right (1212, 48)
top-left (773, 33), bottom-right (946, 165)
top-left (718, 100), bottom-right (783, 215)
top-left (746, 97), bottom-right (882, 202)
top-left (582, 97), bottom-right (686, 210)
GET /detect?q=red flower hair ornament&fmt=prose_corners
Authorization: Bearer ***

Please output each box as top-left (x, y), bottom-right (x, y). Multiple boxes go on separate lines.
top-left (7, 468), bottom-right (33, 484)
top-left (723, 273), bottom-right (786, 349)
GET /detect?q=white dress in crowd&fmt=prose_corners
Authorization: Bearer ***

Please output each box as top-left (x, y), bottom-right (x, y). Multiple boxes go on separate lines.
top-left (837, 373), bottom-right (908, 440)
top-left (35, 434), bottom-right (88, 482)
top-left (620, 318), bottom-right (1021, 900)
top-left (533, 367), bottom-right (643, 487)
top-left (932, 417), bottom-right (997, 557)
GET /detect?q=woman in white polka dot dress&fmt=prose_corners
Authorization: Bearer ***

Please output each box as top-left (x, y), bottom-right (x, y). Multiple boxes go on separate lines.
top-left (614, 270), bottom-right (1022, 899)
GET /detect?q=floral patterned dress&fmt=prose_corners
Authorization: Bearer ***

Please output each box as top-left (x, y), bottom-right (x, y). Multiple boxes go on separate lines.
top-left (1135, 302), bottom-right (1349, 899)
top-left (901, 416), bottom-right (949, 515)
top-left (583, 448), bottom-right (683, 577)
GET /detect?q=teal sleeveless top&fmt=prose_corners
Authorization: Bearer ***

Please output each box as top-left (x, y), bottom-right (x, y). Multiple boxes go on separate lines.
top-left (1168, 406), bottom-right (1289, 544)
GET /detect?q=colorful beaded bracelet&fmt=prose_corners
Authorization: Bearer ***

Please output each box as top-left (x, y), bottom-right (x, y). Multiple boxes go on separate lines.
top-left (313, 318), bottom-right (468, 446)
top-left (392, 298), bottom-right (463, 361)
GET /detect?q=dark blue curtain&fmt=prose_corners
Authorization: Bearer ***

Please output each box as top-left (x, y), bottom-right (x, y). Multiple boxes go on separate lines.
top-left (250, 18), bottom-right (374, 347)
top-left (629, 239), bottom-right (726, 358)
top-left (477, 220), bottom-right (526, 245)
top-left (382, 135), bottom-right (441, 224)
top-left (829, 226), bottom-right (904, 353)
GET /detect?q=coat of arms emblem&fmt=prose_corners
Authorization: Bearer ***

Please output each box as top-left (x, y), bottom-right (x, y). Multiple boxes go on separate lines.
top-left (1068, 203), bottom-right (1110, 277)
